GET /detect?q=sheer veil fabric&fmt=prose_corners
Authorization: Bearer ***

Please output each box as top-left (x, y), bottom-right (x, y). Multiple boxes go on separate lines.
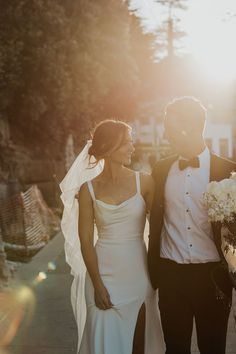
top-left (60, 141), bottom-right (104, 350)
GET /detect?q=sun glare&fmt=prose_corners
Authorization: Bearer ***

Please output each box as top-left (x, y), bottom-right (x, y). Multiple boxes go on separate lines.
top-left (131, 0), bottom-right (236, 83)
top-left (182, 0), bottom-right (236, 83)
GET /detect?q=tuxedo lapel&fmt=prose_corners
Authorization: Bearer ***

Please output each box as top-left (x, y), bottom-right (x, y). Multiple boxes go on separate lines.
top-left (153, 155), bottom-right (179, 204)
top-left (210, 152), bottom-right (236, 181)
top-left (151, 155), bottom-right (178, 234)
top-left (148, 155), bottom-right (178, 289)
top-left (210, 153), bottom-right (226, 182)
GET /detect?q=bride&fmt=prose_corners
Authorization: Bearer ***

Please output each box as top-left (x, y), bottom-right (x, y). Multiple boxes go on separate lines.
top-left (60, 120), bottom-right (164, 354)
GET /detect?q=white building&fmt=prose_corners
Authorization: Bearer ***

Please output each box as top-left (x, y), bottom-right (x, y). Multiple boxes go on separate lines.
top-left (204, 122), bottom-right (233, 157)
top-left (133, 118), bottom-right (233, 158)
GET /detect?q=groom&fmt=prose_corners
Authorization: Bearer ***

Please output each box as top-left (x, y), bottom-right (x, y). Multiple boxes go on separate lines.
top-left (148, 96), bottom-right (236, 354)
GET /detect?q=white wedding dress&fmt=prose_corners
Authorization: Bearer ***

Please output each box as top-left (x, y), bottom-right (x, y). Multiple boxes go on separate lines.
top-left (79, 172), bottom-right (165, 354)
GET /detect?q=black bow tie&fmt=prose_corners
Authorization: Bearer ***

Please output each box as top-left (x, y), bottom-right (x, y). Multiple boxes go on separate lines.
top-left (178, 157), bottom-right (200, 171)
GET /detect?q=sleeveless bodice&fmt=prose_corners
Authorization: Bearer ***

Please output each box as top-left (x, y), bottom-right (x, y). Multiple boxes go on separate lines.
top-left (80, 171), bottom-right (165, 354)
top-left (87, 172), bottom-right (146, 243)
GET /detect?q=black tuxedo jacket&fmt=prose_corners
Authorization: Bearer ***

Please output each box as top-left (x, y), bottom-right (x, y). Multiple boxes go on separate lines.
top-left (148, 153), bottom-right (236, 290)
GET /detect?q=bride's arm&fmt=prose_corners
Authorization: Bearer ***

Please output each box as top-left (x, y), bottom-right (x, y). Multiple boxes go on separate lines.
top-left (78, 183), bottom-right (113, 310)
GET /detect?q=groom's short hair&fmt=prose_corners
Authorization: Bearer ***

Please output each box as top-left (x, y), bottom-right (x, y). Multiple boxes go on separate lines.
top-left (165, 96), bottom-right (207, 132)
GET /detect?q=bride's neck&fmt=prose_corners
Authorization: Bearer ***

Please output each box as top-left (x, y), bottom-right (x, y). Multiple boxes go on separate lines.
top-left (102, 160), bottom-right (124, 181)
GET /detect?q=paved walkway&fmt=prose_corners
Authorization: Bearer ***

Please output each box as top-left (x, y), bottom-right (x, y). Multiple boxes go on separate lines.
top-left (1, 232), bottom-right (236, 354)
top-left (2, 233), bottom-right (77, 354)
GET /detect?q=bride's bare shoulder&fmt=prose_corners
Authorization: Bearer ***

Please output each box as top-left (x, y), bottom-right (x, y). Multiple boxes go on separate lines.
top-left (139, 172), bottom-right (154, 193)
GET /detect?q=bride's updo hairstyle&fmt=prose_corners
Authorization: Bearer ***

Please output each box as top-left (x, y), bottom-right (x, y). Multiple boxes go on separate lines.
top-left (88, 119), bottom-right (132, 163)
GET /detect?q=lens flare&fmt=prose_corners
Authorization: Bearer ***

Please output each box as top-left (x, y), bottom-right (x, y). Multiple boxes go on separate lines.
top-left (47, 261), bottom-right (57, 271)
top-left (37, 271), bottom-right (47, 280)
top-left (33, 271), bottom-right (47, 284)
top-left (0, 286), bottom-right (35, 346)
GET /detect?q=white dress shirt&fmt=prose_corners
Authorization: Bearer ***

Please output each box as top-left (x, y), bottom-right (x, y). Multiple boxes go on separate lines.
top-left (160, 147), bottom-right (220, 264)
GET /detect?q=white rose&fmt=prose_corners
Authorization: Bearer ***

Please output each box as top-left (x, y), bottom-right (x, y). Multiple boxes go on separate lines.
top-left (206, 181), bottom-right (220, 195)
top-left (219, 179), bottom-right (233, 193)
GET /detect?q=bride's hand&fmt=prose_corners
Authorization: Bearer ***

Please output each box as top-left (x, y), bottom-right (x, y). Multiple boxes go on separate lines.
top-left (94, 283), bottom-right (113, 310)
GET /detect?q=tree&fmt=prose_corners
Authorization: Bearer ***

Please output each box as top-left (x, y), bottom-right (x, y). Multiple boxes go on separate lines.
top-left (0, 0), bottom-right (146, 159)
top-left (0, 0), bottom-right (75, 156)
top-left (128, 12), bottom-right (160, 115)
top-left (0, 0), bottom-right (159, 171)
top-left (154, 0), bottom-right (188, 59)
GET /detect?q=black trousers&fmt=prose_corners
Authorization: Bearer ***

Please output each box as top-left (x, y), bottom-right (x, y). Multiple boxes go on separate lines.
top-left (158, 258), bottom-right (232, 354)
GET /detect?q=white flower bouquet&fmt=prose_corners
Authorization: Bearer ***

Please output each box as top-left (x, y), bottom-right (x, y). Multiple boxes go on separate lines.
top-left (203, 173), bottom-right (236, 276)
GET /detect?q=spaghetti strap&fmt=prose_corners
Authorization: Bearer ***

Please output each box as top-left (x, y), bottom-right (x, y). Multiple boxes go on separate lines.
top-left (135, 172), bottom-right (141, 195)
top-left (87, 181), bottom-right (96, 201)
